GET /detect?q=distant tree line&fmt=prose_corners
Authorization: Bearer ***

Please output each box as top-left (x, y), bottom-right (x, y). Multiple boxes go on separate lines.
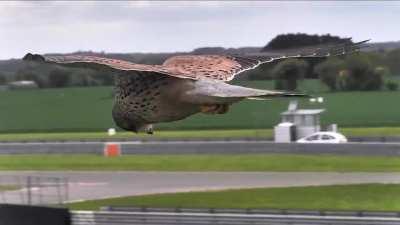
top-left (0, 33), bottom-right (399, 91)
top-left (6, 63), bottom-right (116, 88)
top-left (250, 33), bottom-right (399, 92)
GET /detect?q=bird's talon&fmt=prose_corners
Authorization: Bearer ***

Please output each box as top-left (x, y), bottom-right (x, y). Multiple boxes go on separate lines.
top-left (201, 104), bottom-right (229, 114)
top-left (201, 105), bottom-right (218, 114)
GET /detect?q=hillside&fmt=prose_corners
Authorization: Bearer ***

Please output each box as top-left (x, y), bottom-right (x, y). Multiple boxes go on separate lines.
top-left (365, 41), bottom-right (400, 52)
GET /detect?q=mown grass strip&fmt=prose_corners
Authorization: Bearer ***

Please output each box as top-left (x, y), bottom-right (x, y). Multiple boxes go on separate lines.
top-left (1, 127), bottom-right (400, 142)
top-left (1, 154), bottom-right (400, 172)
top-left (67, 183), bottom-right (400, 211)
top-left (0, 129), bottom-right (273, 142)
top-left (0, 185), bottom-right (20, 192)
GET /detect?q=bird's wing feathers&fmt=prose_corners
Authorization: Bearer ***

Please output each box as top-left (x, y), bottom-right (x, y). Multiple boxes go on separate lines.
top-left (22, 53), bottom-right (259, 81)
top-left (254, 39), bottom-right (369, 59)
top-left (162, 55), bottom-right (263, 81)
top-left (22, 53), bottom-right (176, 75)
top-left (23, 40), bottom-right (368, 82)
top-left (182, 79), bottom-right (307, 104)
top-left (160, 39), bottom-right (369, 82)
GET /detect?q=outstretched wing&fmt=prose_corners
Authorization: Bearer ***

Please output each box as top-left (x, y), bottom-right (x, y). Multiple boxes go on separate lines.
top-left (23, 40), bottom-right (368, 82)
top-left (22, 53), bottom-right (178, 75)
top-left (23, 53), bottom-right (205, 80)
top-left (163, 40), bottom-right (369, 82)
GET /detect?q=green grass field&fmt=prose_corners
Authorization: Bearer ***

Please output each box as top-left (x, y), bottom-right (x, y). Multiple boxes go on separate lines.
top-left (342, 127), bottom-right (400, 137)
top-left (1, 80), bottom-right (400, 133)
top-left (1, 127), bottom-right (400, 142)
top-left (67, 184), bottom-right (400, 211)
top-left (0, 129), bottom-right (273, 142)
top-left (0, 185), bottom-right (20, 192)
top-left (2, 154), bottom-right (400, 171)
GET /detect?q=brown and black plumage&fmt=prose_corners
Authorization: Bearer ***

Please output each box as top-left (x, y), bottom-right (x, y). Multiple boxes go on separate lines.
top-left (23, 40), bottom-right (368, 134)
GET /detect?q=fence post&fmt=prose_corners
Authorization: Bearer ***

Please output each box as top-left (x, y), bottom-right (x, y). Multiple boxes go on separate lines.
top-left (56, 177), bottom-right (62, 204)
top-left (37, 176), bottom-right (42, 205)
top-left (64, 178), bottom-right (69, 203)
top-left (26, 176), bottom-right (31, 205)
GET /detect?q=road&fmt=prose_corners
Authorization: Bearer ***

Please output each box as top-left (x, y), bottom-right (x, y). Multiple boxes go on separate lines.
top-left (2, 171), bottom-right (400, 204)
top-left (2, 140), bottom-right (400, 155)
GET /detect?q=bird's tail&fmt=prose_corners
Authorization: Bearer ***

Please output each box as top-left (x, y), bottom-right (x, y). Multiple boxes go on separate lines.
top-left (183, 80), bottom-right (309, 104)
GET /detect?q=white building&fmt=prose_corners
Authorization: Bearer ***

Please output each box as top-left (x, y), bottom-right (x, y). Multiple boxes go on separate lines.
top-left (275, 100), bottom-right (325, 142)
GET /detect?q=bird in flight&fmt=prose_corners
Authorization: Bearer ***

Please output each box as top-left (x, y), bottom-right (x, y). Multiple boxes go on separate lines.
top-left (23, 40), bottom-right (368, 134)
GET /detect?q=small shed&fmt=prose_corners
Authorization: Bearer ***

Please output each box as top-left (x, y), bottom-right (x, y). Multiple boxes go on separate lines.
top-left (274, 122), bottom-right (296, 143)
top-left (277, 100), bottom-right (325, 141)
top-left (7, 80), bottom-right (38, 90)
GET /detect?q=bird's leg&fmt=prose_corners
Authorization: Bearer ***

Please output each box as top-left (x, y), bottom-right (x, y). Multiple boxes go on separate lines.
top-left (215, 104), bottom-right (230, 114)
top-left (144, 124), bottom-right (154, 135)
top-left (200, 104), bottom-right (229, 114)
top-left (200, 104), bottom-right (219, 114)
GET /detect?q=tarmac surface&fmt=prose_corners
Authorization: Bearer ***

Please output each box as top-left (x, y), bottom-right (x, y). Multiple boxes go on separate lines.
top-left (2, 140), bottom-right (400, 156)
top-left (2, 171), bottom-right (400, 204)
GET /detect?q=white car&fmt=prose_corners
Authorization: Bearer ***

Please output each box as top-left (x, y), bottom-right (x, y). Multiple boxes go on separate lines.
top-left (296, 132), bottom-right (348, 144)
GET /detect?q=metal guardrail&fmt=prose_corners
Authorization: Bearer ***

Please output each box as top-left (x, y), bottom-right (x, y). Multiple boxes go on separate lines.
top-left (100, 206), bottom-right (400, 217)
top-left (71, 210), bottom-right (400, 225)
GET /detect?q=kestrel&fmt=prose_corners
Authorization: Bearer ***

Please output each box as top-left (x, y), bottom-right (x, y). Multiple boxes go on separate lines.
top-left (23, 40), bottom-right (368, 134)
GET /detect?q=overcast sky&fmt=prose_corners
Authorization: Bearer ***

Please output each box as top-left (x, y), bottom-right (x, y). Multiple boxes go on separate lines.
top-left (1, 1), bottom-right (399, 60)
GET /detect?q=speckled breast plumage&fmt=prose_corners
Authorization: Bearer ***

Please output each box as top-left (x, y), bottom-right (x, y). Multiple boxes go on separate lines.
top-left (113, 71), bottom-right (168, 120)
top-left (111, 71), bottom-right (199, 131)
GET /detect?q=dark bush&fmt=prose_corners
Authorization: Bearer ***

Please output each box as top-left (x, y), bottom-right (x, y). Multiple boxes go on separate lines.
top-left (48, 68), bottom-right (71, 88)
top-left (342, 56), bottom-right (383, 91)
top-left (314, 57), bottom-right (344, 91)
top-left (0, 73), bottom-right (7, 85)
top-left (386, 49), bottom-right (400, 75)
top-left (386, 80), bottom-right (399, 91)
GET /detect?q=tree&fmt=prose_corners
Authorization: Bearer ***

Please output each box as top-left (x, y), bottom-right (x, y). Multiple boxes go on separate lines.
top-left (386, 80), bottom-right (399, 91)
top-left (364, 67), bottom-right (385, 90)
top-left (90, 70), bottom-right (115, 86)
top-left (48, 68), bottom-right (71, 88)
top-left (246, 66), bottom-right (275, 80)
top-left (314, 54), bottom-right (385, 92)
top-left (386, 49), bottom-right (400, 75)
top-left (262, 33), bottom-right (351, 51)
top-left (0, 72), bottom-right (7, 85)
top-left (261, 33), bottom-right (351, 79)
top-left (339, 55), bottom-right (384, 91)
top-left (314, 58), bottom-right (344, 91)
top-left (272, 59), bottom-right (308, 91)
